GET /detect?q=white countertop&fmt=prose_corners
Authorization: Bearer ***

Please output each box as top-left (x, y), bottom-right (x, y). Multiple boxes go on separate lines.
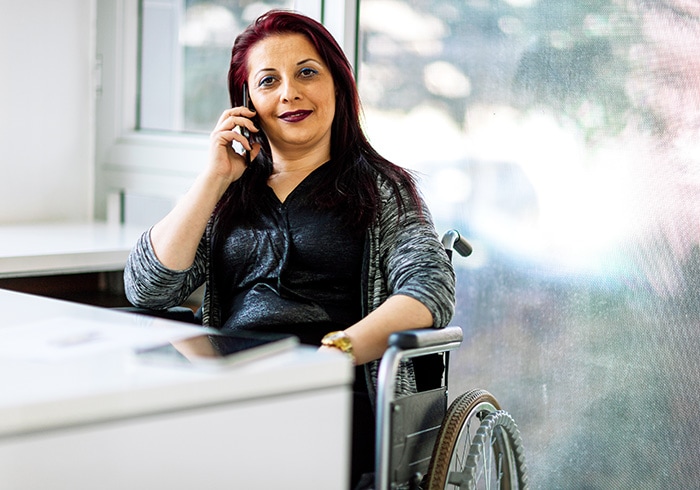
top-left (0, 221), bottom-right (146, 278)
top-left (0, 289), bottom-right (353, 438)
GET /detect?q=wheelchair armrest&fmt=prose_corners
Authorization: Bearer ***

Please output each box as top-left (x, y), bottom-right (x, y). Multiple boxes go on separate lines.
top-left (375, 325), bottom-right (464, 490)
top-left (387, 326), bottom-right (463, 351)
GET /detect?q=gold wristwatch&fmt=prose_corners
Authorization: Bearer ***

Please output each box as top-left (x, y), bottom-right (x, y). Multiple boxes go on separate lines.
top-left (321, 331), bottom-right (355, 364)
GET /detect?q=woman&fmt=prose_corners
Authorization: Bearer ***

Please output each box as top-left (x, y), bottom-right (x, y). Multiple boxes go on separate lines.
top-left (124, 10), bottom-right (455, 487)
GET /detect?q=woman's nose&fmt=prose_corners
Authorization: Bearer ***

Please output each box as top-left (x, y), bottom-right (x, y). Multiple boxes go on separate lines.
top-left (280, 78), bottom-right (302, 102)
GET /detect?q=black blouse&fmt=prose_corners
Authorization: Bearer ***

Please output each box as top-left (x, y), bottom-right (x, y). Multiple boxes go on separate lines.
top-left (213, 162), bottom-right (364, 346)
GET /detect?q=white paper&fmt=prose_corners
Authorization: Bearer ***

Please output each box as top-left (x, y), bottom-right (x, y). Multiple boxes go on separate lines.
top-left (0, 317), bottom-right (204, 362)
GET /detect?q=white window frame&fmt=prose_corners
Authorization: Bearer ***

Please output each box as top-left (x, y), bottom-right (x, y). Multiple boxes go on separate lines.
top-left (94, 0), bottom-right (358, 220)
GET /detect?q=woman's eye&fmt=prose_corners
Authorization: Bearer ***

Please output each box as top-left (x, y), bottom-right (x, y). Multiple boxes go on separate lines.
top-left (299, 67), bottom-right (318, 78)
top-left (258, 76), bottom-right (275, 87)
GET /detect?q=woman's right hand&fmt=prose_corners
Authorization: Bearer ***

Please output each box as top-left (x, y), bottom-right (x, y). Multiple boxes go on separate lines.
top-left (148, 107), bottom-right (261, 271)
top-left (208, 107), bottom-right (262, 184)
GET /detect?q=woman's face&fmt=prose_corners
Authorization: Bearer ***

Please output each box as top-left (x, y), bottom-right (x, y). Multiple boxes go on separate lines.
top-left (246, 33), bottom-right (336, 159)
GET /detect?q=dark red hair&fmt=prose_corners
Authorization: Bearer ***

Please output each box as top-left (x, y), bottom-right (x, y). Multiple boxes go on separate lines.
top-left (221, 10), bottom-right (421, 233)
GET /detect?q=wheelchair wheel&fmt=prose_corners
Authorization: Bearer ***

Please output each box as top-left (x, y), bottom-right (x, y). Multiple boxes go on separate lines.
top-left (425, 389), bottom-right (528, 489)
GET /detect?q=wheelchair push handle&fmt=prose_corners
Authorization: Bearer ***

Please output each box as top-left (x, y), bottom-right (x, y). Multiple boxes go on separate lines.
top-left (441, 229), bottom-right (473, 260)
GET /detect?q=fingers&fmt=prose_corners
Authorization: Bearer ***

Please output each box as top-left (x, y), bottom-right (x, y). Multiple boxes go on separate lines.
top-left (212, 107), bottom-right (258, 151)
top-left (216, 107), bottom-right (257, 131)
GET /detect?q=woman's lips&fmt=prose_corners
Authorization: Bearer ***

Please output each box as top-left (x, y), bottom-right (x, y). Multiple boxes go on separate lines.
top-left (279, 110), bottom-right (312, 122)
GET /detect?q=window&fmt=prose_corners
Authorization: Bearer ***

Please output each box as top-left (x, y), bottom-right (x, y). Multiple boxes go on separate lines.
top-left (137, 0), bottom-right (355, 132)
top-left (139, 0), bottom-right (294, 132)
top-left (95, 0), bottom-right (342, 218)
top-left (359, 0), bottom-right (700, 487)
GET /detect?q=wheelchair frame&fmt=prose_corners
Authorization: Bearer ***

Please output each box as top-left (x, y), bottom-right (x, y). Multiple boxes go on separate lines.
top-left (371, 230), bottom-right (528, 489)
top-left (375, 326), bottom-right (528, 489)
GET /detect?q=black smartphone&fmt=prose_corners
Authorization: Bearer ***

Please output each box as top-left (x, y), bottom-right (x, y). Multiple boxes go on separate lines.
top-left (133, 330), bottom-right (298, 370)
top-left (241, 82), bottom-right (252, 164)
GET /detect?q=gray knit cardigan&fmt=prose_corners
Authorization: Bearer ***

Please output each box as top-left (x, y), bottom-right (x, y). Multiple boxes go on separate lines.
top-left (124, 175), bottom-right (456, 398)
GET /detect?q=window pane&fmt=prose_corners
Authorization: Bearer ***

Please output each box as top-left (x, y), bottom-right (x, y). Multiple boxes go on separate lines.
top-left (359, 0), bottom-right (700, 487)
top-left (139, 0), bottom-right (293, 133)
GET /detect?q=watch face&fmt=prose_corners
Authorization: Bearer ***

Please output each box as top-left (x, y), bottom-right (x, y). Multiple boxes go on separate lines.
top-left (323, 332), bottom-right (352, 352)
top-left (335, 336), bottom-right (352, 353)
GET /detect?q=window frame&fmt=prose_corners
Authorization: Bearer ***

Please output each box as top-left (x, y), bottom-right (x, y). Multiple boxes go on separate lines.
top-left (94, 0), bottom-right (358, 220)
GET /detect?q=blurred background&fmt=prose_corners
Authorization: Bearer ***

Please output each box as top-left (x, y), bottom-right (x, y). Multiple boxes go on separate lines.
top-left (138, 0), bottom-right (700, 487)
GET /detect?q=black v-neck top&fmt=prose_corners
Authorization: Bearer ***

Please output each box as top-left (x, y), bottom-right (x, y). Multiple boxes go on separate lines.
top-left (213, 162), bottom-right (364, 346)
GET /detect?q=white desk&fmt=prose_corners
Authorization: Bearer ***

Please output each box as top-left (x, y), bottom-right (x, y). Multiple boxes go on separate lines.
top-left (0, 221), bottom-right (144, 278)
top-left (0, 290), bottom-right (353, 489)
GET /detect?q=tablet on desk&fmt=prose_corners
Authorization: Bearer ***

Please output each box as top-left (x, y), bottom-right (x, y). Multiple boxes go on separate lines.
top-left (134, 330), bottom-right (299, 369)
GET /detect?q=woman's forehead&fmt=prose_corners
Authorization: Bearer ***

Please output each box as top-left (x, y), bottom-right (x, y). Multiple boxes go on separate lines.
top-left (247, 33), bottom-right (323, 70)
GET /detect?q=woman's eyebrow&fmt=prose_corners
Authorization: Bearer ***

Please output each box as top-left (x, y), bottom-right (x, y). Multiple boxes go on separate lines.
top-left (297, 58), bottom-right (321, 66)
top-left (254, 59), bottom-right (321, 78)
top-left (253, 67), bottom-right (276, 78)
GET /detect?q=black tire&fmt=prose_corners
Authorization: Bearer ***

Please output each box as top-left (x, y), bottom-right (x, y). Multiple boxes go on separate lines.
top-left (425, 389), bottom-right (528, 489)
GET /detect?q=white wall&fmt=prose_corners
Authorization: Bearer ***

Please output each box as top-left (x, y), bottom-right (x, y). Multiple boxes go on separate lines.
top-left (0, 0), bottom-right (94, 223)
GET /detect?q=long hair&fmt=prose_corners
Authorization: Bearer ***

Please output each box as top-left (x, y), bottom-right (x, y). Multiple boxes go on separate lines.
top-left (221, 10), bottom-right (421, 233)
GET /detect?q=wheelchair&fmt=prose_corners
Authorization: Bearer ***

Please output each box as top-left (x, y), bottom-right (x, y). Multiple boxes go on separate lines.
top-left (122, 230), bottom-right (528, 489)
top-left (372, 230), bottom-right (528, 490)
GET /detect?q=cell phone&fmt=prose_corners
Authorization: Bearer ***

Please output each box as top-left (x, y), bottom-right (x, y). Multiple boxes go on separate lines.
top-left (241, 82), bottom-right (252, 164)
top-left (133, 330), bottom-right (298, 370)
